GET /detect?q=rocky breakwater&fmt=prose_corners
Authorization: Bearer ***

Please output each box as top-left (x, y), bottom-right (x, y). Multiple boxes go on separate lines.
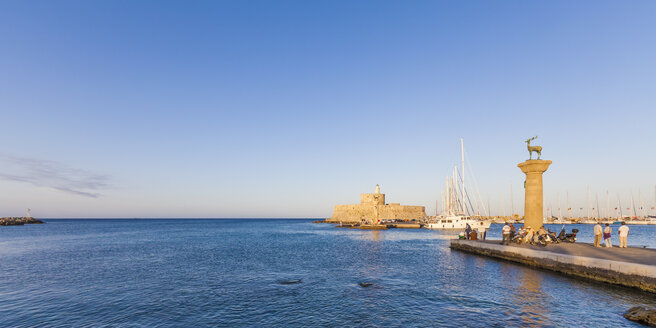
top-left (624, 306), bottom-right (656, 327)
top-left (0, 217), bottom-right (44, 226)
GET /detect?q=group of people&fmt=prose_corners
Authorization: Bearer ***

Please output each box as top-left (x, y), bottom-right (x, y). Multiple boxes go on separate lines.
top-left (462, 221), bottom-right (631, 248)
top-left (500, 223), bottom-right (551, 245)
top-left (494, 221), bottom-right (630, 248)
top-left (593, 222), bottom-right (630, 248)
top-left (463, 222), bottom-right (487, 240)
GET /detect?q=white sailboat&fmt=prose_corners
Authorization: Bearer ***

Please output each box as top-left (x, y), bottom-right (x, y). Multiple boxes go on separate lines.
top-left (426, 139), bottom-right (492, 230)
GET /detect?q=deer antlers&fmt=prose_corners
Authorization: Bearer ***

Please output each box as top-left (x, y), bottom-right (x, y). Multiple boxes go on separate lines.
top-left (525, 136), bottom-right (538, 143)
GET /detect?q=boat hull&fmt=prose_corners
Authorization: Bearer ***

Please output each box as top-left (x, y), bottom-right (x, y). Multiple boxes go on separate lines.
top-left (425, 217), bottom-right (492, 230)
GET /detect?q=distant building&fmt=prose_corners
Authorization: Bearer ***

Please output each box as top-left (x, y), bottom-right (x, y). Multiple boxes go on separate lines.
top-left (327, 185), bottom-right (426, 223)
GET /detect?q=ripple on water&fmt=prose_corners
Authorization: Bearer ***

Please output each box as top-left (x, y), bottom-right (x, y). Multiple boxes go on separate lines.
top-left (1, 220), bottom-right (654, 327)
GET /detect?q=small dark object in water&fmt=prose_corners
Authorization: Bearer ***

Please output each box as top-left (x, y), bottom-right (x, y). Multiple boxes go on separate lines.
top-left (359, 282), bottom-right (373, 288)
top-left (624, 306), bottom-right (656, 327)
top-left (0, 217), bottom-right (44, 226)
top-left (280, 279), bottom-right (302, 285)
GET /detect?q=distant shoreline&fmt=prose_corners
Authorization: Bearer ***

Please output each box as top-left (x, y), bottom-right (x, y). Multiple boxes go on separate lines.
top-left (0, 217), bottom-right (44, 226)
top-left (27, 217), bottom-right (324, 220)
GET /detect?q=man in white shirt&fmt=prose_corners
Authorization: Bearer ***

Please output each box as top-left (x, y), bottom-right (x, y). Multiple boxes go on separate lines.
top-left (618, 222), bottom-right (630, 248)
top-left (593, 223), bottom-right (603, 247)
top-left (477, 222), bottom-right (486, 240)
top-left (501, 223), bottom-right (511, 245)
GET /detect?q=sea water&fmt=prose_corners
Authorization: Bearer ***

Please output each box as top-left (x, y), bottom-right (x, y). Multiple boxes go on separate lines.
top-left (1, 219), bottom-right (654, 327)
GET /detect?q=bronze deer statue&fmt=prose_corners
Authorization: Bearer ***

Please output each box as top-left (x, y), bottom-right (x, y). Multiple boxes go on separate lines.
top-left (526, 136), bottom-right (542, 160)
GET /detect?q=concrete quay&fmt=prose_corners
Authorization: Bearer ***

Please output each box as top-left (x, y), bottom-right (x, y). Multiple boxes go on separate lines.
top-left (450, 239), bottom-right (656, 293)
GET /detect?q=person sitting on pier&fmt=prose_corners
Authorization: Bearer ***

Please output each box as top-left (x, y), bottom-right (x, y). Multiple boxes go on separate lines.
top-left (470, 229), bottom-right (478, 240)
top-left (517, 225), bottom-right (525, 237)
top-left (509, 223), bottom-right (517, 241)
top-left (512, 225), bottom-right (526, 243)
top-left (529, 226), bottom-right (546, 244)
top-left (523, 227), bottom-right (535, 243)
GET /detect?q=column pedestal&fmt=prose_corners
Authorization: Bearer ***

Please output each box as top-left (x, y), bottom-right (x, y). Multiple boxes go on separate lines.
top-left (517, 160), bottom-right (552, 231)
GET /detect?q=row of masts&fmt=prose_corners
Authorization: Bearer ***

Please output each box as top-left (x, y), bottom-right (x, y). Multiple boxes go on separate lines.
top-left (545, 187), bottom-right (656, 219)
top-left (435, 140), bottom-right (655, 219)
top-left (437, 138), bottom-right (489, 218)
top-left (442, 183), bottom-right (656, 219)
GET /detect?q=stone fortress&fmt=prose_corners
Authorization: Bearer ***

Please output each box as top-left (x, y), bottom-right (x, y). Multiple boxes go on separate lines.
top-left (327, 185), bottom-right (426, 223)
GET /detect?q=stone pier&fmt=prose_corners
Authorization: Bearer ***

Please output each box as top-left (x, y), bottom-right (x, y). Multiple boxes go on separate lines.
top-left (450, 240), bottom-right (656, 293)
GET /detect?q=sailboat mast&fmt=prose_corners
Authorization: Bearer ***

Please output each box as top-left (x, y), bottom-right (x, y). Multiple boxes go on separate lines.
top-left (440, 192), bottom-right (443, 216)
top-left (510, 183), bottom-right (514, 217)
top-left (461, 138), bottom-right (465, 215)
top-left (445, 177), bottom-right (450, 215)
top-left (606, 191), bottom-right (610, 219)
top-left (587, 186), bottom-right (591, 219)
top-left (639, 190), bottom-right (644, 218)
top-left (595, 193), bottom-right (600, 220)
top-left (558, 192), bottom-right (562, 220)
top-left (617, 193), bottom-right (623, 218)
top-left (487, 193), bottom-right (491, 220)
top-left (547, 202), bottom-right (551, 220)
top-left (500, 193), bottom-right (506, 218)
top-left (453, 167), bottom-right (458, 213)
top-left (631, 191), bottom-right (637, 218)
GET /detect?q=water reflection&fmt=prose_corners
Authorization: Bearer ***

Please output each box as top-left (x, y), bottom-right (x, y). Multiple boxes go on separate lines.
top-left (371, 230), bottom-right (381, 242)
top-left (512, 268), bottom-right (550, 326)
top-left (343, 228), bottom-right (459, 242)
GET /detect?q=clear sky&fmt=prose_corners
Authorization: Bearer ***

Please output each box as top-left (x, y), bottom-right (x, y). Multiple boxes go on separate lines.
top-left (1, 1), bottom-right (655, 218)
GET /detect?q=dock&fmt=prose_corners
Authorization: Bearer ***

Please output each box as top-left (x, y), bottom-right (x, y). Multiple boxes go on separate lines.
top-left (450, 239), bottom-right (656, 293)
top-left (319, 219), bottom-right (422, 229)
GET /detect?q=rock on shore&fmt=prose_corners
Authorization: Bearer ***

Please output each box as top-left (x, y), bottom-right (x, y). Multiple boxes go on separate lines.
top-left (624, 306), bottom-right (656, 327)
top-left (0, 217), bottom-right (44, 226)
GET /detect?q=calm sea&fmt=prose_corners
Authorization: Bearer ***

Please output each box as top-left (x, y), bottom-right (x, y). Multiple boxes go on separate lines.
top-left (1, 219), bottom-right (654, 327)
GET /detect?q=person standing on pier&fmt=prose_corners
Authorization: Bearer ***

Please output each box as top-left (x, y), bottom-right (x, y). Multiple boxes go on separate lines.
top-left (465, 223), bottom-right (472, 240)
top-left (477, 222), bottom-right (486, 240)
top-left (603, 223), bottom-right (612, 248)
top-left (593, 223), bottom-right (603, 247)
top-left (501, 223), bottom-right (511, 245)
top-left (618, 222), bottom-right (629, 248)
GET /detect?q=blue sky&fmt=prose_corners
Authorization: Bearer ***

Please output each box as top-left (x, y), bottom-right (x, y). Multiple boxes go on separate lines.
top-left (1, 1), bottom-right (655, 218)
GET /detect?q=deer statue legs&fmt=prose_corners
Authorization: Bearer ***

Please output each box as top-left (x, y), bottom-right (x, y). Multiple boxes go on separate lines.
top-left (526, 136), bottom-right (542, 160)
top-left (529, 148), bottom-right (542, 160)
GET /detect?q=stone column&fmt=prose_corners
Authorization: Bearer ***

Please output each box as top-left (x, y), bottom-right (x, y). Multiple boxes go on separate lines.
top-left (517, 160), bottom-right (552, 231)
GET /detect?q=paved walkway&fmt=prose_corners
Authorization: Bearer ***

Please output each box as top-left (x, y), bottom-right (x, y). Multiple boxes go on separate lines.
top-left (476, 240), bottom-right (656, 266)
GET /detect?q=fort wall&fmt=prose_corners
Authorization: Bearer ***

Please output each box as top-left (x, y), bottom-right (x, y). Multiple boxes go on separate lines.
top-left (328, 203), bottom-right (426, 223)
top-left (328, 187), bottom-right (426, 223)
top-left (327, 194), bottom-right (426, 223)
top-left (360, 193), bottom-right (385, 205)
